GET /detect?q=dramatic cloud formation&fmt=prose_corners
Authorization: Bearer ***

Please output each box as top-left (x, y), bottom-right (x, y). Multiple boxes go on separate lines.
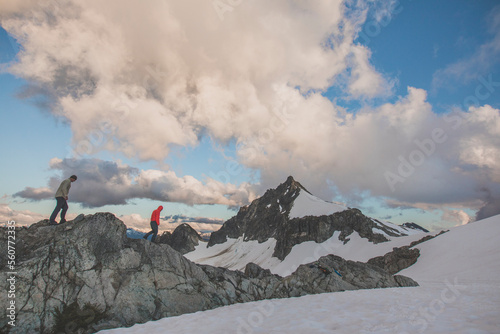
top-left (14, 158), bottom-right (255, 208)
top-left (2, 0), bottom-right (500, 225)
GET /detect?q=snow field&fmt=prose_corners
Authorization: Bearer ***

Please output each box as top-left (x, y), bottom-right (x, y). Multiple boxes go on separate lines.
top-left (101, 284), bottom-right (500, 334)
top-left (186, 230), bottom-right (434, 277)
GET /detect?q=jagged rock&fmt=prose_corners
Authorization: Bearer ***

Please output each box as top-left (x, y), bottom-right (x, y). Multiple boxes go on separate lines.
top-left (275, 209), bottom-right (389, 260)
top-left (208, 176), bottom-right (403, 260)
top-left (401, 222), bottom-right (429, 233)
top-left (274, 254), bottom-right (418, 298)
top-left (393, 275), bottom-right (420, 287)
top-left (367, 246), bottom-right (420, 275)
top-left (0, 214), bottom-right (225, 333)
top-left (156, 223), bottom-right (202, 254)
top-left (208, 176), bottom-right (305, 247)
top-left (409, 230), bottom-right (448, 247)
top-left (0, 213), bottom-right (418, 333)
top-left (244, 262), bottom-right (275, 279)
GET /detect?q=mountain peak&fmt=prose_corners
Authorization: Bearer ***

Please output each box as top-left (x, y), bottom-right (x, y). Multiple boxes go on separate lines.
top-left (207, 176), bottom-right (424, 261)
top-left (282, 175), bottom-right (309, 193)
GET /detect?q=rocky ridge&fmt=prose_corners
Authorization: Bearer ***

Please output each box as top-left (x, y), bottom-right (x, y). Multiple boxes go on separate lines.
top-left (0, 213), bottom-right (418, 333)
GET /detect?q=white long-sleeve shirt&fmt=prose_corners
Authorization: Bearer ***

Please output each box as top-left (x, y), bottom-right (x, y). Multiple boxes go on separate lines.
top-left (55, 178), bottom-right (72, 198)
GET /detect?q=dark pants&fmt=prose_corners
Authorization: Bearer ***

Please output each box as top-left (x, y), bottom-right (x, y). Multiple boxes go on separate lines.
top-left (143, 221), bottom-right (158, 242)
top-left (50, 197), bottom-right (68, 223)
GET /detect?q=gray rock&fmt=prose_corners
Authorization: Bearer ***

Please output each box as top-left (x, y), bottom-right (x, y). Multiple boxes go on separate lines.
top-left (244, 262), bottom-right (275, 279)
top-left (367, 246), bottom-right (420, 275)
top-left (156, 223), bottom-right (202, 254)
top-left (0, 213), bottom-right (418, 333)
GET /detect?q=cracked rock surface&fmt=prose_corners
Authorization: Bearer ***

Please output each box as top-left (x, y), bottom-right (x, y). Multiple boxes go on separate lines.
top-left (0, 213), bottom-right (418, 333)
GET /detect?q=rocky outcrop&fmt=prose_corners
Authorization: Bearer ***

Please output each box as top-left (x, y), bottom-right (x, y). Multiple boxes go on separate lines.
top-left (156, 223), bottom-right (203, 254)
top-left (284, 255), bottom-right (418, 296)
top-left (208, 176), bottom-right (307, 247)
top-left (209, 176), bottom-right (406, 260)
top-left (0, 213), bottom-right (418, 333)
top-left (367, 246), bottom-right (420, 275)
top-left (409, 230), bottom-right (448, 248)
top-left (401, 222), bottom-right (429, 233)
top-left (274, 209), bottom-right (389, 260)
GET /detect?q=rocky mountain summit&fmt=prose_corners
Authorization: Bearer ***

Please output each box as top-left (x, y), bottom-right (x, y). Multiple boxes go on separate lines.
top-left (0, 213), bottom-right (418, 333)
top-left (208, 176), bottom-right (422, 260)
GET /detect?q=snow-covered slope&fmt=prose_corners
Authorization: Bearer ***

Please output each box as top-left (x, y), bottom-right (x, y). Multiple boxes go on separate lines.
top-left (186, 228), bottom-right (432, 277)
top-left (400, 214), bottom-right (500, 285)
top-left (289, 190), bottom-right (347, 218)
top-left (185, 236), bottom-right (281, 270)
top-left (101, 214), bottom-right (500, 334)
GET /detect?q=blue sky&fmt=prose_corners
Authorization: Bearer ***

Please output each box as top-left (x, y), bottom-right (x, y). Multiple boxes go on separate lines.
top-left (1, 0), bottom-right (499, 231)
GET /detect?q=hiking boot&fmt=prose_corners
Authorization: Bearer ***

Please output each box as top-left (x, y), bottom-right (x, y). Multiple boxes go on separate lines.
top-left (60, 219), bottom-right (67, 224)
top-left (49, 221), bottom-right (58, 225)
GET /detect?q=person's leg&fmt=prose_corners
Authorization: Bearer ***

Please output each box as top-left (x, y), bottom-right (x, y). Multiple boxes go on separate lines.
top-left (49, 197), bottom-right (64, 224)
top-left (151, 221), bottom-right (158, 242)
top-left (60, 199), bottom-right (69, 223)
top-left (143, 221), bottom-right (156, 240)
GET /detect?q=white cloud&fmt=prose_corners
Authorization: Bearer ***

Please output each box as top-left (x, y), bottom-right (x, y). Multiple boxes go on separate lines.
top-left (14, 158), bottom-right (256, 208)
top-left (0, 0), bottom-right (377, 162)
top-left (0, 203), bottom-right (77, 226)
top-left (2, 0), bottom-right (500, 226)
top-left (347, 45), bottom-right (394, 98)
top-left (441, 209), bottom-right (472, 226)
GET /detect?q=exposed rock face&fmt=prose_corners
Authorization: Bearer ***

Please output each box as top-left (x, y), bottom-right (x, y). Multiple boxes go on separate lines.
top-left (367, 246), bottom-right (420, 275)
top-left (275, 209), bottom-right (390, 260)
top-left (283, 255), bottom-right (418, 296)
top-left (209, 176), bottom-right (405, 260)
top-left (0, 213), bottom-right (418, 333)
top-left (401, 222), bottom-right (429, 233)
top-left (156, 223), bottom-right (202, 254)
top-left (207, 176), bottom-right (301, 246)
top-left (409, 230), bottom-right (448, 248)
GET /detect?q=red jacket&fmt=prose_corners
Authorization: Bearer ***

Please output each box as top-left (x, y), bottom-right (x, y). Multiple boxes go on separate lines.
top-left (150, 206), bottom-right (163, 225)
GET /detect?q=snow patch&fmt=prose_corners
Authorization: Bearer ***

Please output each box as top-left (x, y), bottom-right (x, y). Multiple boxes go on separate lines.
top-left (289, 190), bottom-right (347, 219)
top-left (270, 231), bottom-right (432, 277)
top-left (184, 237), bottom-right (280, 271)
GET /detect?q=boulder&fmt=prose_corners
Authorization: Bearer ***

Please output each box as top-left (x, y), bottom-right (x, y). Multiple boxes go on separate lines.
top-left (367, 246), bottom-right (420, 275)
top-left (156, 223), bottom-right (202, 254)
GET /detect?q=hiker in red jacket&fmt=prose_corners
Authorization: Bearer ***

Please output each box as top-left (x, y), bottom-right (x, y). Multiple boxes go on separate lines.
top-left (143, 205), bottom-right (163, 242)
